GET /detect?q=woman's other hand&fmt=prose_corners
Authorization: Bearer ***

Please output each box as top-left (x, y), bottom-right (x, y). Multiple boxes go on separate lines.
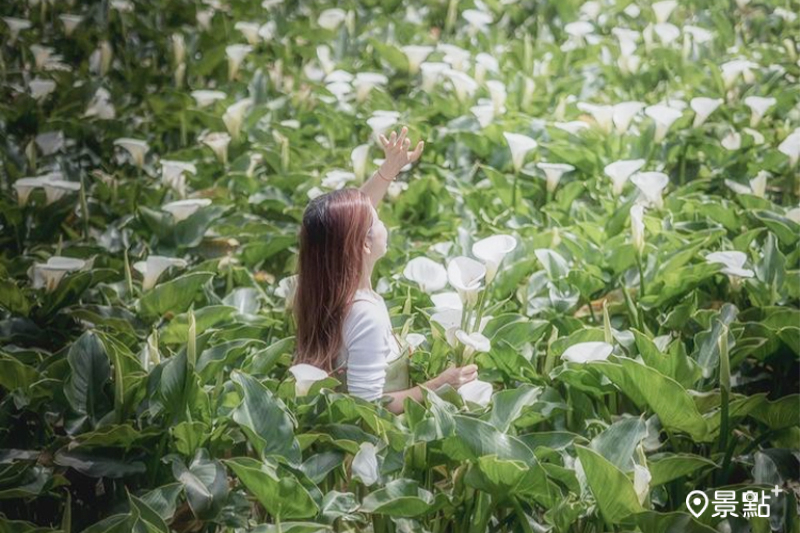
top-left (429, 364), bottom-right (478, 389)
top-left (378, 126), bottom-right (424, 177)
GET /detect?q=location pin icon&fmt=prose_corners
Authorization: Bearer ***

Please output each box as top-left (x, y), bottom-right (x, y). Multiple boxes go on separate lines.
top-left (686, 490), bottom-right (709, 518)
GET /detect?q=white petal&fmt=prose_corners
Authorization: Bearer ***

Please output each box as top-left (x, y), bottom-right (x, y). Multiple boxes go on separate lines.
top-left (561, 341), bottom-right (613, 363)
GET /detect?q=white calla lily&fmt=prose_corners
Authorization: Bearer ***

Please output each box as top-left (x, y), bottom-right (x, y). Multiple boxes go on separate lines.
top-left (690, 97), bottom-right (723, 127)
top-left (442, 68), bottom-right (478, 103)
top-left (653, 23), bottom-right (680, 45)
top-left (630, 204), bottom-right (646, 255)
top-left (419, 62), bottom-right (448, 92)
top-left (43, 179), bottom-right (81, 204)
top-left (721, 131), bottom-right (741, 151)
top-left (113, 138), bottom-right (149, 169)
top-left (474, 53), bottom-right (499, 84)
top-left (537, 162), bottom-right (575, 194)
top-left (29, 256), bottom-right (88, 292)
top-left (366, 114), bottom-right (398, 142)
top-left (612, 101), bottom-right (645, 134)
top-left (471, 234), bottom-right (517, 283)
top-left (84, 88), bottom-right (116, 120)
top-left (447, 256), bottom-right (486, 308)
top-left (605, 159), bottom-right (646, 195)
top-left (720, 59), bottom-right (758, 89)
top-left (3, 17), bottom-right (31, 42)
top-left (401, 45), bottom-right (433, 74)
top-left (455, 330), bottom-right (491, 362)
top-left (652, 0), bottom-right (678, 23)
top-left (470, 104), bottom-right (495, 128)
top-left (276, 275), bottom-right (298, 310)
top-left (191, 90), bottom-right (226, 108)
top-left (778, 128), bottom-right (800, 166)
top-left (351, 144), bottom-right (370, 181)
top-left (486, 80), bottom-right (507, 114)
top-left (743, 96), bottom-right (776, 127)
top-left (29, 78), bottom-right (56, 101)
top-left (288, 364), bottom-right (329, 396)
top-left (226, 44), bottom-right (253, 80)
top-left (463, 9), bottom-right (493, 35)
top-left (644, 104), bottom-right (683, 143)
top-left (133, 255), bottom-right (188, 290)
top-left (317, 8), bottom-right (347, 30)
top-left (222, 98), bottom-right (252, 141)
top-left (162, 198), bottom-right (212, 222)
top-left (631, 171), bottom-right (670, 209)
top-left (503, 132), bottom-right (538, 173)
top-left (577, 102), bottom-right (614, 134)
top-left (725, 170), bottom-right (769, 198)
top-left (561, 341), bottom-right (614, 364)
top-left (553, 121), bottom-right (590, 135)
top-left (321, 170), bottom-right (355, 189)
top-left (235, 21), bottom-right (261, 45)
top-left (160, 160), bottom-right (196, 197)
top-left (404, 257), bottom-right (448, 293)
top-left (354, 72), bottom-right (388, 102)
top-left (458, 380), bottom-right (493, 407)
top-left (705, 251), bottom-right (754, 278)
top-left (59, 14), bottom-right (83, 36)
top-left (431, 292), bottom-right (463, 312)
top-left (201, 132), bottom-right (231, 165)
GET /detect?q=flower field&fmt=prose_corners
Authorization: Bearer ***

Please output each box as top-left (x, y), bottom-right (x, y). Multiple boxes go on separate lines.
top-left (0, 0), bottom-right (799, 531)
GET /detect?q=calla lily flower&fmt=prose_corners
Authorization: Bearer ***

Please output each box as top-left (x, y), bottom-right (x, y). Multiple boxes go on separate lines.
top-left (653, 23), bottom-right (680, 45)
top-left (162, 198), bottom-right (212, 222)
top-left (29, 256), bottom-right (87, 292)
top-left (59, 14), bottom-right (83, 36)
top-left (612, 102), bottom-right (645, 134)
top-left (201, 132), bottom-right (231, 164)
top-left (133, 255), bottom-right (188, 290)
top-left (3, 17), bottom-right (31, 42)
top-left (113, 138), bottom-right (149, 169)
top-left (353, 72), bottom-right (388, 102)
top-left (35, 131), bottom-right (64, 156)
top-left (537, 162), bottom-right (575, 193)
top-left (470, 104), bottom-right (495, 128)
top-left (351, 144), bottom-right (370, 181)
top-left (605, 159), bottom-right (646, 195)
top-left (633, 464), bottom-right (652, 505)
top-left (690, 97), bottom-right (723, 127)
top-left (401, 45), bottom-right (433, 74)
top-left (458, 380), bottom-right (493, 407)
top-left (43, 179), bottom-right (81, 204)
top-left (420, 62), bottom-right (448, 92)
top-left (222, 98), bottom-right (252, 141)
top-left (13, 173), bottom-right (78, 206)
top-left (577, 102), bottom-right (614, 134)
top-left (553, 121), bottom-right (590, 135)
top-left (403, 257), bottom-right (448, 293)
top-left (160, 160), bottom-right (197, 197)
top-left (275, 274), bottom-right (298, 305)
top-left (447, 256), bottom-right (486, 308)
top-left (322, 170), bottom-right (355, 189)
top-left (317, 8), bottom-right (347, 30)
top-left (288, 364), bottom-right (328, 396)
top-left (785, 207), bottom-right (800, 224)
top-left (438, 43), bottom-right (471, 71)
top-left (226, 44), bottom-right (253, 80)
top-left (455, 329), bottom-right (491, 361)
top-left (721, 131), bottom-right (741, 151)
top-left (630, 204), bottom-right (646, 255)
top-left (196, 9), bottom-right (214, 31)
top-left (463, 9), bottom-right (493, 35)
top-left (778, 128), bottom-right (800, 166)
top-left (442, 69), bottom-right (478, 103)
top-left (29, 78), bottom-right (56, 101)
top-left (486, 80), bottom-right (507, 114)
top-left (30, 45), bottom-right (55, 70)
top-left (366, 114), bottom-right (398, 142)
top-left (89, 41), bottom-right (113, 76)
top-left (235, 21), bottom-right (261, 45)
top-left (743, 96), bottom-right (776, 127)
top-left (631, 171), bottom-right (669, 209)
top-left (471, 235), bottom-right (517, 284)
top-left (503, 132), bottom-right (538, 173)
top-left (561, 341), bottom-right (613, 363)
top-left (652, 0), bottom-right (677, 23)
top-left (705, 251), bottom-right (754, 278)
top-left (431, 308), bottom-right (491, 347)
top-left (84, 88), bottom-right (116, 120)
top-left (644, 104), bottom-right (683, 143)
top-left (431, 292), bottom-right (463, 311)
top-left (191, 90), bottom-right (226, 108)
top-left (474, 53), bottom-right (499, 84)
top-left (720, 59), bottom-right (758, 89)
top-left (725, 170), bottom-right (769, 198)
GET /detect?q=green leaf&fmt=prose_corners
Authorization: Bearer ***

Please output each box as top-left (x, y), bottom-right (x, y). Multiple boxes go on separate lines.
top-left (128, 493), bottom-right (169, 533)
top-left (140, 483), bottom-right (183, 522)
top-left (64, 332), bottom-right (111, 432)
top-left (648, 454), bottom-right (717, 486)
top-left (225, 457), bottom-right (319, 520)
top-left (590, 417), bottom-right (647, 472)
top-left (138, 272), bottom-right (215, 320)
top-left (575, 445), bottom-right (642, 524)
top-left (54, 451), bottom-right (146, 478)
top-left (359, 479), bottom-right (445, 518)
top-left (487, 384), bottom-right (542, 432)
top-left (169, 449), bottom-right (228, 520)
top-left (230, 371), bottom-right (301, 465)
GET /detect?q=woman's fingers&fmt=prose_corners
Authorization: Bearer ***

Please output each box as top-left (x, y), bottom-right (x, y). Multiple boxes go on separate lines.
top-left (396, 126), bottom-right (408, 147)
top-left (379, 133), bottom-right (389, 146)
top-left (409, 140), bottom-right (424, 162)
top-left (389, 130), bottom-right (397, 146)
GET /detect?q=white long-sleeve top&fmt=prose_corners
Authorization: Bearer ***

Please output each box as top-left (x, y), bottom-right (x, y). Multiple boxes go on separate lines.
top-left (336, 288), bottom-right (401, 401)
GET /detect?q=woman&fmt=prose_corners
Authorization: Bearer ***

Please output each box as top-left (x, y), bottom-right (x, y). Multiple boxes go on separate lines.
top-left (293, 127), bottom-right (478, 414)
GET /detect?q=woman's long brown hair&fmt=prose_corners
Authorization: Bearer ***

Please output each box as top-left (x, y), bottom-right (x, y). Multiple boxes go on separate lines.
top-left (293, 188), bottom-right (374, 372)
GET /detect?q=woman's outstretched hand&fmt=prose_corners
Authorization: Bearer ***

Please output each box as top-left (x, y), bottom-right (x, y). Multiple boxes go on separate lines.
top-left (379, 126), bottom-right (424, 177)
top-left (430, 364), bottom-right (478, 390)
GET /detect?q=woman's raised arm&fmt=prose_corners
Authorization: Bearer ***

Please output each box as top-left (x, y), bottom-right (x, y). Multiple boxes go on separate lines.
top-left (360, 126), bottom-right (424, 208)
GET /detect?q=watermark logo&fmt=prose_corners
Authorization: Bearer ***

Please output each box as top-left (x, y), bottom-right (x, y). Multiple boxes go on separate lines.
top-left (686, 485), bottom-right (783, 519)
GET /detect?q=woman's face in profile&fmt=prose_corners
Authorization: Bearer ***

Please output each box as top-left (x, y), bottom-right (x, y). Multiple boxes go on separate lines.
top-left (366, 205), bottom-right (388, 259)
